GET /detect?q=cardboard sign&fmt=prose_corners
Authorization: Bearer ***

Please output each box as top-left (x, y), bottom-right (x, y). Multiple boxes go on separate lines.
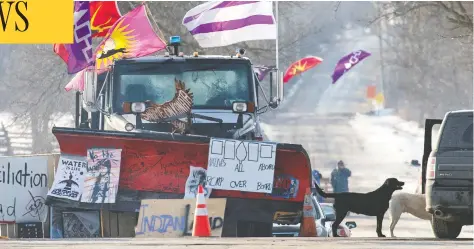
top-left (48, 155), bottom-right (87, 202)
top-left (81, 148), bottom-right (122, 204)
top-left (135, 198), bottom-right (227, 238)
top-left (0, 155), bottom-right (50, 223)
top-left (206, 138), bottom-right (277, 193)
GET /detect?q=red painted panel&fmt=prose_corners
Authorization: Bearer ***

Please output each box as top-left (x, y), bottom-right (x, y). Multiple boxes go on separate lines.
top-left (54, 131), bottom-right (311, 202)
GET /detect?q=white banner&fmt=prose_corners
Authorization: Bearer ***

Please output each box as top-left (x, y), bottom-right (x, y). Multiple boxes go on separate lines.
top-left (206, 138), bottom-right (277, 193)
top-left (47, 155), bottom-right (87, 202)
top-left (0, 155), bottom-right (49, 223)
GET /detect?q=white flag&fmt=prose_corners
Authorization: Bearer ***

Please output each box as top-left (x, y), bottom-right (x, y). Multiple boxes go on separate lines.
top-left (182, 1), bottom-right (277, 48)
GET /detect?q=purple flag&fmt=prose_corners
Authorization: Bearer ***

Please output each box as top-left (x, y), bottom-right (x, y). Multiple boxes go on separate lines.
top-left (331, 50), bottom-right (371, 84)
top-left (65, 1), bottom-right (93, 74)
top-left (253, 65), bottom-right (275, 81)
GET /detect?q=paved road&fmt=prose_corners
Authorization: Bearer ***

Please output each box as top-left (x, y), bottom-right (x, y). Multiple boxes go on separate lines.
top-left (261, 71), bottom-right (372, 192)
top-left (1, 238), bottom-right (472, 249)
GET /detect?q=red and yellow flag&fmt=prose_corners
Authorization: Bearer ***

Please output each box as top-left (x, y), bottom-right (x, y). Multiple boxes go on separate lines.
top-left (95, 4), bottom-right (166, 72)
top-left (283, 56), bottom-right (323, 83)
top-left (90, 1), bottom-right (122, 37)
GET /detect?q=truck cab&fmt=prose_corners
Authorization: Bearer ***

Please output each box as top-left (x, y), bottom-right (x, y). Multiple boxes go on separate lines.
top-left (79, 39), bottom-right (283, 141)
top-left (422, 110), bottom-right (473, 239)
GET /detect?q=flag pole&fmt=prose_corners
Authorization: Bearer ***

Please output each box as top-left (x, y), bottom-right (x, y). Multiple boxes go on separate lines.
top-left (142, 2), bottom-right (171, 54)
top-left (275, 0), bottom-right (279, 70)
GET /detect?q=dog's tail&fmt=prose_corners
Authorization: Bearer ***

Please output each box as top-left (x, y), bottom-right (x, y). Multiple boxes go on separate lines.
top-left (312, 183), bottom-right (336, 198)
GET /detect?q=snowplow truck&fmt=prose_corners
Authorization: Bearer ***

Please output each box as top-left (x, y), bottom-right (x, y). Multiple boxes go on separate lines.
top-left (51, 40), bottom-right (312, 237)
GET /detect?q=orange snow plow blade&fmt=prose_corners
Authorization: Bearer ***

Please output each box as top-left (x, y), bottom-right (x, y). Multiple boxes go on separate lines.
top-left (52, 127), bottom-right (312, 202)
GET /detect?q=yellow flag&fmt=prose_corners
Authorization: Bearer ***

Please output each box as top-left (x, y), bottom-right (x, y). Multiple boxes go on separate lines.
top-left (375, 93), bottom-right (385, 105)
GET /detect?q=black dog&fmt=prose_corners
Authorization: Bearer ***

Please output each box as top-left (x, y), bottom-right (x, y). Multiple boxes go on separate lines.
top-left (314, 178), bottom-right (404, 237)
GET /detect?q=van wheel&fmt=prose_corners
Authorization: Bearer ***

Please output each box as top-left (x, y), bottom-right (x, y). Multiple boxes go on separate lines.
top-left (431, 215), bottom-right (462, 239)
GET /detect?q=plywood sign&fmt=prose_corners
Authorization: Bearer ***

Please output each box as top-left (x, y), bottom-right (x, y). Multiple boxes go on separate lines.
top-left (135, 198), bottom-right (227, 238)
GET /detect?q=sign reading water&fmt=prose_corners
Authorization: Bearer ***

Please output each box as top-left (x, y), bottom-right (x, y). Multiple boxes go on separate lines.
top-left (206, 138), bottom-right (277, 193)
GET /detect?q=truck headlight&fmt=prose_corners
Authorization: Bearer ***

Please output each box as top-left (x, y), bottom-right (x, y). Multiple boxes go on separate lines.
top-left (131, 102), bottom-right (146, 113)
top-left (232, 102), bottom-right (247, 113)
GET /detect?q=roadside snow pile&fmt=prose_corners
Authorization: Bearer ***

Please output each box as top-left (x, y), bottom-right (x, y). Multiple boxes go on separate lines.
top-left (348, 113), bottom-right (425, 193)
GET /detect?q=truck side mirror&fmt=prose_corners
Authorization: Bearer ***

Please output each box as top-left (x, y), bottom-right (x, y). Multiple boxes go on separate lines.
top-left (82, 68), bottom-right (98, 113)
top-left (269, 70), bottom-right (284, 108)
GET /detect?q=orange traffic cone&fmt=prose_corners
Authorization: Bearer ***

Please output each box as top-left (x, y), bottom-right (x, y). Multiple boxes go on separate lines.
top-left (192, 185), bottom-right (212, 237)
top-left (299, 187), bottom-right (318, 237)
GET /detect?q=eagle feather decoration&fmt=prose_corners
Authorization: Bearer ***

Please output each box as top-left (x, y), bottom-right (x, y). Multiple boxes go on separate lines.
top-left (141, 78), bottom-right (194, 134)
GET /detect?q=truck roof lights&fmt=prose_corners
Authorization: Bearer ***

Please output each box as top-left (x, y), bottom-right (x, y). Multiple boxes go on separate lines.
top-left (235, 48), bottom-right (246, 58)
top-left (169, 36), bottom-right (181, 46)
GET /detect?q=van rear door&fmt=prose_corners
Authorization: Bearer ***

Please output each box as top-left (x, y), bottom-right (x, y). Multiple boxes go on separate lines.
top-left (434, 112), bottom-right (473, 187)
top-left (422, 119), bottom-right (442, 194)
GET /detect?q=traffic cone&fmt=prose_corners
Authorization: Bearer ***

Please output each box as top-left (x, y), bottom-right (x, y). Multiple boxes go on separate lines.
top-left (192, 185), bottom-right (212, 237)
top-left (299, 187), bottom-right (318, 237)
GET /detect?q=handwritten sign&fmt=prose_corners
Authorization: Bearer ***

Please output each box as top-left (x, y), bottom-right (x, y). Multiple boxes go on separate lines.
top-left (267, 174), bottom-right (299, 199)
top-left (206, 138), bottom-right (277, 193)
top-left (184, 166), bottom-right (212, 199)
top-left (135, 198), bottom-right (227, 238)
top-left (0, 155), bottom-right (49, 223)
top-left (81, 148), bottom-right (122, 204)
top-left (48, 155), bottom-right (87, 202)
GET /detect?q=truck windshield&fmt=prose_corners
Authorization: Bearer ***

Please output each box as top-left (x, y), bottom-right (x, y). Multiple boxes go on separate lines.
top-left (437, 113), bottom-right (473, 151)
top-left (113, 61), bottom-right (252, 113)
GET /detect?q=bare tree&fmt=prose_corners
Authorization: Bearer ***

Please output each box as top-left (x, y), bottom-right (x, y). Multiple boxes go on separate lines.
top-left (0, 45), bottom-right (75, 153)
top-left (371, 1), bottom-right (472, 124)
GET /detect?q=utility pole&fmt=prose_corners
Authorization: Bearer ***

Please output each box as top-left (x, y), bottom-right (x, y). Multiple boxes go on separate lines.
top-left (377, 3), bottom-right (386, 102)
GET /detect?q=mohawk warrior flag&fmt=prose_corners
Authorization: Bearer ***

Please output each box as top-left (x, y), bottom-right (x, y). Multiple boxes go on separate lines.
top-left (283, 56), bottom-right (323, 83)
top-left (182, 1), bottom-right (276, 48)
top-left (90, 1), bottom-right (122, 37)
top-left (253, 65), bottom-right (275, 81)
top-left (331, 50), bottom-right (371, 84)
top-left (95, 4), bottom-right (166, 72)
top-left (53, 1), bottom-right (93, 74)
